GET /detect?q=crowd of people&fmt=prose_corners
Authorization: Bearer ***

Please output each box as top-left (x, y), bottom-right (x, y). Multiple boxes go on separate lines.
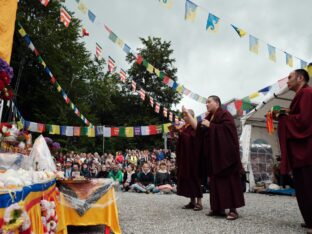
top-left (54, 149), bottom-right (180, 194)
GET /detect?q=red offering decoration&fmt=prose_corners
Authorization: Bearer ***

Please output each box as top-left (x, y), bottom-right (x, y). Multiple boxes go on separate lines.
top-left (266, 111), bottom-right (274, 134)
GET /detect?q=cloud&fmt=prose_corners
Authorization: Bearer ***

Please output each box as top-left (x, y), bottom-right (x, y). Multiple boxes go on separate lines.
top-left (65, 0), bottom-right (312, 115)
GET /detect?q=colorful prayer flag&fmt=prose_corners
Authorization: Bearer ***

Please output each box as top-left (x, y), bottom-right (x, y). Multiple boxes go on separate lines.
top-left (108, 32), bottom-right (118, 43)
top-left (60, 7), bottom-right (71, 28)
top-left (155, 103), bottom-right (160, 113)
top-left (104, 127), bottom-right (111, 137)
top-left (226, 102), bottom-right (237, 116)
top-left (169, 112), bottom-right (173, 121)
top-left (231, 24), bottom-right (246, 37)
top-left (78, 2), bottom-right (88, 14)
top-left (285, 52), bottom-right (293, 67)
top-left (267, 44), bottom-right (276, 62)
top-left (111, 127), bottom-right (119, 137)
top-left (123, 44), bottom-right (131, 54)
top-left (132, 80), bottom-right (136, 92)
top-left (120, 69), bottom-right (126, 82)
top-left (108, 56), bottom-right (116, 72)
top-left (185, 0), bottom-right (198, 22)
top-left (96, 43), bottom-right (102, 59)
top-left (73, 126), bottom-right (81, 136)
top-left (65, 126), bottom-right (73, 136)
top-left (148, 125), bottom-right (158, 135)
top-left (136, 55), bottom-right (143, 64)
top-left (18, 27), bottom-right (27, 37)
top-left (249, 92), bottom-right (260, 99)
top-left (116, 38), bottom-right (124, 48)
top-left (163, 107), bottom-right (168, 117)
top-left (300, 60), bottom-right (307, 69)
top-left (249, 35), bottom-right (259, 54)
top-left (150, 97), bottom-right (154, 107)
top-left (87, 127), bottom-right (95, 137)
top-left (88, 10), bottom-right (96, 22)
top-left (139, 89), bottom-right (145, 100)
top-left (125, 127), bottom-right (134, 137)
top-left (134, 127), bottom-right (142, 136)
top-left (258, 86), bottom-right (271, 94)
top-left (104, 24), bottom-right (112, 34)
top-left (147, 63), bottom-right (154, 73)
top-left (82, 27), bottom-right (89, 37)
top-left (206, 13), bottom-right (220, 32)
top-left (39, 0), bottom-right (50, 7)
top-left (162, 123), bottom-right (171, 134)
top-left (159, 0), bottom-right (173, 9)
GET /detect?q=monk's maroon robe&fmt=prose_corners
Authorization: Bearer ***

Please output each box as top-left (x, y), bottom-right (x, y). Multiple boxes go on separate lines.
top-left (196, 108), bottom-right (245, 211)
top-left (278, 84), bottom-right (312, 228)
top-left (176, 125), bottom-right (202, 198)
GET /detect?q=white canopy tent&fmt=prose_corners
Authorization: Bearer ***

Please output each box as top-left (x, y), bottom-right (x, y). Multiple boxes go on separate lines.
top-left (239, 76), bottom-right (312, 191)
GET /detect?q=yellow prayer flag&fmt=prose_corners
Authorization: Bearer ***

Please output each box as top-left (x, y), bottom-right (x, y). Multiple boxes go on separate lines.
top-left (0, 0), bottom-right (18, 63)
top-left (159, 0), bottom-right (173, 9)
top-left (17, 121), bottom-right (24, 130)
top-left (52, 125), bottom-right (60, 135)
top-left (87, 127), bottom-right (95, 137)
top-left (78, 2), bottom-right (88, 14)
top-left (41, 61), bottom-right (47, 68)
top-left (18, 28), bottom-right (27, 37)
top-left (125, 127), bottom-right (134, 137)
top-left (147, 64), bottom-right (154, 73)
top-left (249, 92), bottom-right (260, 99)
top-left (116, 38), bottom-right (124, 48)
top-left (56, 85), bottom-right (62, 92)
top-left (176, 85), bottom-right (183, 93)
top-left (163, 123), bottom-right (171, 134)
top-left (154, 68), bottom-right (160, 77)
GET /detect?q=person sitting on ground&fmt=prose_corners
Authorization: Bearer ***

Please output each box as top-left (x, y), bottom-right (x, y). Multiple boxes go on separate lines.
top-left (64, 159), bottom-right (73, 179)
top-left (108, 164), bottom-right (123, 190)
top-left (71, 163), bottom-right (81, 178)
top-left (97, 164), bottom-right (109, 178)
top-left (154, 162), bottom-right (174, 194)
top-left (122, 164), bottom-right (137, 191)
top-left (80, 163), bottom-right (91, 178)
top-left (131, 162), bottom-right (155, 194)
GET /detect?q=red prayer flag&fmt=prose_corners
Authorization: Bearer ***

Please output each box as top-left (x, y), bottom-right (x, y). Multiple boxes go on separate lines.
top-left (148, 125), bottom-right (157, 135)
top-left (136, 55), bottom-right (143, 65)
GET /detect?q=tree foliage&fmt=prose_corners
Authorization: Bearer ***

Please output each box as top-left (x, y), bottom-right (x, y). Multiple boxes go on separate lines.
top-left (8, 1), bottom-right (180, 152)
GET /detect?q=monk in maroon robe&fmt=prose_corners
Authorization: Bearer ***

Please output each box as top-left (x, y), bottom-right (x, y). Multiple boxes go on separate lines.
top-left (175, 109), bottom-right (203, 211)
top-left (183, 96), bottom-right (245, 220)
top-left (276, 68), bottom-right (312, 232)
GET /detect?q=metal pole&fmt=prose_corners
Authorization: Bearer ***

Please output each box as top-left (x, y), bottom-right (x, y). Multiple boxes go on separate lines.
top-left (163, 133), bottom-right (168, 150)
top-left (102, 126), bottom-right (105, 154)
top-left (0, 100), bottom-right (4, 122)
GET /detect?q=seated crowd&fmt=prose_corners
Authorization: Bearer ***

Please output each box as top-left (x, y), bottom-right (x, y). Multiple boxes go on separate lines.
top-left (54, 149), bottom-right (178, 194)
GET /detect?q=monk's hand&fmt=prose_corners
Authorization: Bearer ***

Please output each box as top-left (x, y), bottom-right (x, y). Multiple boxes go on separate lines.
top-left (280, 107), bottom-right (290, 114)
top-left (272, 110), bottom-right (280, 120)
top-left (201, 119), bottom-right (210, 128)
top-left (182, 105), bottom-right (188, 115)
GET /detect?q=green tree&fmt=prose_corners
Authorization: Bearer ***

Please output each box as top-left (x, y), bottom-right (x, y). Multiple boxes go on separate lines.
top-left (8, 2), bottom-right (181, 152)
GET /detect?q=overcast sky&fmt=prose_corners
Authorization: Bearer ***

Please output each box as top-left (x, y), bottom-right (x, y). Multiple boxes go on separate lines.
top-left (64, 0), bottom-right (312, 116)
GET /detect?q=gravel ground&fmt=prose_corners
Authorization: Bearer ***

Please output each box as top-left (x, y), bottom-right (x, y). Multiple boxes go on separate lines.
top-left (69, 192), bottom-right (306, 234)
